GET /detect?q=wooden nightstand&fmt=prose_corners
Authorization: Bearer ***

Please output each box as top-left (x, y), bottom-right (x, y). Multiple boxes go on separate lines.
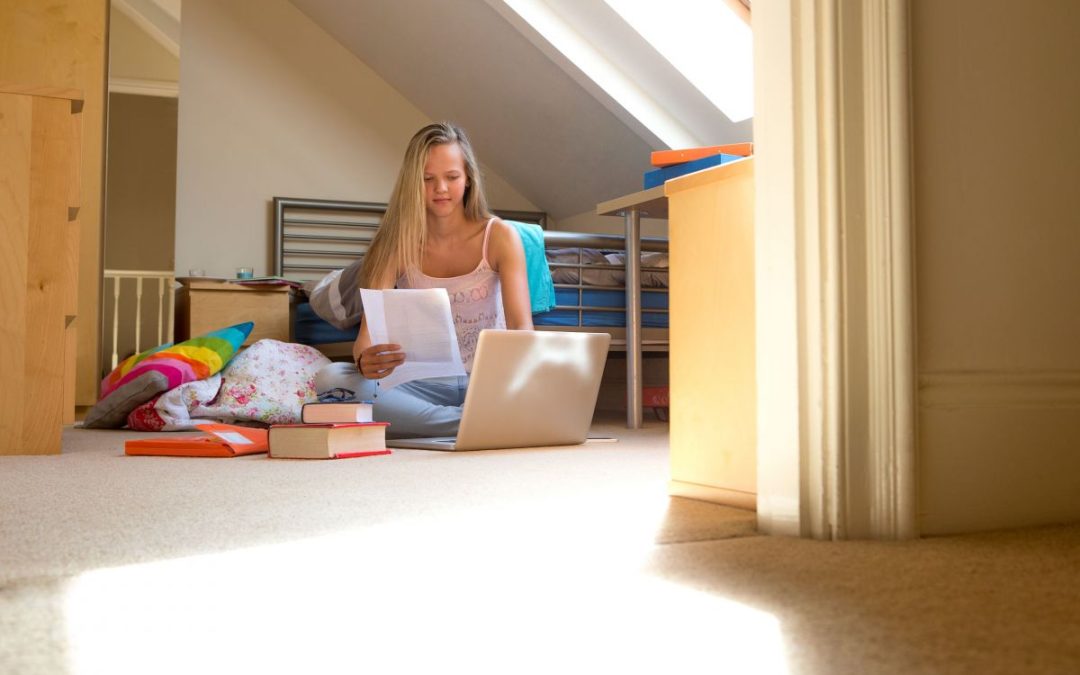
top-left (175, 279), bottom-right (293, 346)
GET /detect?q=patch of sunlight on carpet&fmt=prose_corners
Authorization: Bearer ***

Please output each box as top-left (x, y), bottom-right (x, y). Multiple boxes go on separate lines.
top-left (64, 493), bottom-right (786, 673)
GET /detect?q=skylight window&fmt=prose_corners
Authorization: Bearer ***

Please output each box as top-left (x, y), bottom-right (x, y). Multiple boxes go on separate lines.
top-left (604, 0), bottom-right (754, 122)
top-left (499, 0), bottom-right (700, 149)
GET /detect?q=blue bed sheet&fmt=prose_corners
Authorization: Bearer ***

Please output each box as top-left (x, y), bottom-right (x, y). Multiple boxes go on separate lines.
top-left (294, 301), bottom-right (359, 345)
top-left (294, 285), bottom-right (669, 346)
top-left (533, 287), bottom-right (669, 329)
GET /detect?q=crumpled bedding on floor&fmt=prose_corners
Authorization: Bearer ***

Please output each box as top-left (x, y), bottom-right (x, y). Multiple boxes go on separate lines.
top-left (127, 339), bottom-right (330, 431)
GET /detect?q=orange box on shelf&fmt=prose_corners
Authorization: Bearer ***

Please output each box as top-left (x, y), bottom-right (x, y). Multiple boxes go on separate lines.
top-left (650, 143), bottom-right (754, 168)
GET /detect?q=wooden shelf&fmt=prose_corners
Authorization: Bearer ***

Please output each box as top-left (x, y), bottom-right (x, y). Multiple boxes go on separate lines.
top-left (596, 185), bottom-right (668, 219)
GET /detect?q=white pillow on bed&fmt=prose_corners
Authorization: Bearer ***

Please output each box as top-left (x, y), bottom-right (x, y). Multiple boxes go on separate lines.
top-left (546, 248), bottom-right (669, 288)
top-left (306, 257), bottom-right (365, 330)
top-left (602, 252), bottom-right (669, 288)
top-left (547, 248), bottom-right (618, 286)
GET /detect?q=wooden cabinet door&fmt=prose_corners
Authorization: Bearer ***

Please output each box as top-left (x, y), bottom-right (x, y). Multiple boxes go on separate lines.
top-left (0, 90), bottom-right (82, 455)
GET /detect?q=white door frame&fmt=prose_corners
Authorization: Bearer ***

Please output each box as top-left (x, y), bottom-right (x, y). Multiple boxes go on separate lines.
top-left (753, 0), bottom-right (917, 539)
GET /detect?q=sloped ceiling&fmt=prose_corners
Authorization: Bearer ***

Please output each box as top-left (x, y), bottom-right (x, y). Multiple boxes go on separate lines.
top-left (288, 0), bottom-right (732, 219)
top-left (109, 6), bottom-right (180, 83)
top-left (112, 0), bottom-right (181, 55)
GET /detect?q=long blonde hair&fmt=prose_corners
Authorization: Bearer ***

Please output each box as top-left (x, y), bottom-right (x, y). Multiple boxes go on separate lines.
top-left (361, 122), bottom-right (491, 288)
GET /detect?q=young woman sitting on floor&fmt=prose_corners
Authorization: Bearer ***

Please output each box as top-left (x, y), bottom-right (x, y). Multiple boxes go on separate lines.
top-left (315, 122), bottom-right (532, 438)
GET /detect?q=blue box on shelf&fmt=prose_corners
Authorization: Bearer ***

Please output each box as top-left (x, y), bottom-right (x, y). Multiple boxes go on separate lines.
top-left (642, 152), bottom-right (741, 189)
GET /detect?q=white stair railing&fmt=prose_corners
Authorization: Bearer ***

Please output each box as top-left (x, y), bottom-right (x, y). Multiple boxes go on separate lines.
top-left (102, 270), bottom-right (176, 370)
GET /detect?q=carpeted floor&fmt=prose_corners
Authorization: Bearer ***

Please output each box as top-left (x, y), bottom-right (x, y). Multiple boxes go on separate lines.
top-left (2, 416), bottom-right (1079, 674)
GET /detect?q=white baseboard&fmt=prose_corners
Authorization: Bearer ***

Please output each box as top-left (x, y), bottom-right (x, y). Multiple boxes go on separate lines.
top-left (669, 480), bottom-right (757, 511)
top-left (920, 371), bottom-right (1080, 409)
top-left (919, 370), bottom-right (1080, 534)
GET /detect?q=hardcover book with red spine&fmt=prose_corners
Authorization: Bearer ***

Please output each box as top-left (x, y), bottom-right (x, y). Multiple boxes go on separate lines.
top-left (268, 422), bottom-right (391, 459)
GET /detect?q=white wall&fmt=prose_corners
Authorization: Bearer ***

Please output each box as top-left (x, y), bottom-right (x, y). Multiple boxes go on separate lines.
top-left (553, 209), bottom-right (668, 239)
top-left (176, 0), bottom-right (538, 278)
top-left (911, 0), bottom-right (1080, 534)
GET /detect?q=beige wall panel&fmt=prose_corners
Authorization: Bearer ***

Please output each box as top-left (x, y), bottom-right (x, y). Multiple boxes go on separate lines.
top-left (912, 0), bottom-right (1080, 532)
top-left (920, 402), bottom-right (1080, 534)
top-left (105, 94), bottom-right (177, 271)
top-left (912, 0), bottom-right (1080, 372)
top-left (176, 0), bottom-right (536, 279)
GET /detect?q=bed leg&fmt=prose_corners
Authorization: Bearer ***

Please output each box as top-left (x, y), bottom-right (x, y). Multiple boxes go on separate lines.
top-left (625, 207), bottom-right (643, 429)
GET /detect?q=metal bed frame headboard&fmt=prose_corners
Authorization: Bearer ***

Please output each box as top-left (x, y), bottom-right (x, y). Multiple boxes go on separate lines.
top-left (273, 197), bottom-right (384, 279)
top-left (273, 197), bottom-right (555, 279)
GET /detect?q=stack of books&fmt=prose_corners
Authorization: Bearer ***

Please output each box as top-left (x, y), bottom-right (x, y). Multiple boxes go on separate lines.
top-left (268, 400), bottom-right (391, 460)
top-left (643, 142), bottom-right (753, 190)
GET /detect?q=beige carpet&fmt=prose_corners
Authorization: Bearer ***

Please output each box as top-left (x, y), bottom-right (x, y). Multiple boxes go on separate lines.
top-left (646, 525), bottom-right (1080, 674)
top-left (2, 417), bottom-right (1078, 674)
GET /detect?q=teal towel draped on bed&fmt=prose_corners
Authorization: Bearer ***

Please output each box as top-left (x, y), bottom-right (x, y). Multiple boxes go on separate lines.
top-left (507, 220), bottom-right (557, 314)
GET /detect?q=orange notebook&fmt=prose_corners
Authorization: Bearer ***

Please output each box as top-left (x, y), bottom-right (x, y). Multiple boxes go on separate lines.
top-left (125, 424), bottom-right (269, 457)
top-left (650, 143), bottom-right (754, 167)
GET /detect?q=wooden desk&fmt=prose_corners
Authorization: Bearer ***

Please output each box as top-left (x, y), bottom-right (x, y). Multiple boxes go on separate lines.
top-left (596, 185), bottom-right (668, 429)
top-left (665, 157), bottom-right (756, 509)
top-left (175, 279), bottom-right (293, 346)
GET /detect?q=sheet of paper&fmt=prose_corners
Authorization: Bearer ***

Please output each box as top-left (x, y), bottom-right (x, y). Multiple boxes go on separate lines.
top-left (360, 288), bottom-right (466, 390)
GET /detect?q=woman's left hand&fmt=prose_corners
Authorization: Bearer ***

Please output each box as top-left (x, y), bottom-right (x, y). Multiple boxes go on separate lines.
top-left (357, 343), bottom-right (405, 379)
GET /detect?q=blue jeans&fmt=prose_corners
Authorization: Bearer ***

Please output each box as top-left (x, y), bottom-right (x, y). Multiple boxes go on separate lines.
top-left (314, 362), bottom-right (467, 439)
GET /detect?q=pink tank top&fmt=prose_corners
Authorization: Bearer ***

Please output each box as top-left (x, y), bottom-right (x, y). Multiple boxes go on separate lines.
top-left (398, 218), bottom-right (505, 372)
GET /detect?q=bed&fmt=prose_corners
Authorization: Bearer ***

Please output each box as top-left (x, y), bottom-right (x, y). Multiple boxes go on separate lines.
top-left (272, 196), bottom-right (669, 423)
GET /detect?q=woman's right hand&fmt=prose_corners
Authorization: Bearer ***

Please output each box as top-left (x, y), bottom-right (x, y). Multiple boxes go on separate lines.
top-left (357, 343), bottom-right (405, 379)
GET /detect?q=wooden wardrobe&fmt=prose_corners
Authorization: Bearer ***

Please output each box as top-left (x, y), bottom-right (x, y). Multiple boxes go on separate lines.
top-left (0, 84), bottom-right (85, 455)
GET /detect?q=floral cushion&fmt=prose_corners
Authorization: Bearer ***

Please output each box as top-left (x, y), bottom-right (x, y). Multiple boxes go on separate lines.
top-left (127, 339), bottom-right (331, 431)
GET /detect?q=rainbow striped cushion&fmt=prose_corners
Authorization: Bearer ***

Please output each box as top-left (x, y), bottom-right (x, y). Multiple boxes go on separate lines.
top-left (101, 322), bottom-right (253, 399)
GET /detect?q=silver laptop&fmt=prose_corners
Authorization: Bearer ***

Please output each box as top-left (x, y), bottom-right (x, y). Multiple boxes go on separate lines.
top-left (387, 330), bottom-right (611, 451)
